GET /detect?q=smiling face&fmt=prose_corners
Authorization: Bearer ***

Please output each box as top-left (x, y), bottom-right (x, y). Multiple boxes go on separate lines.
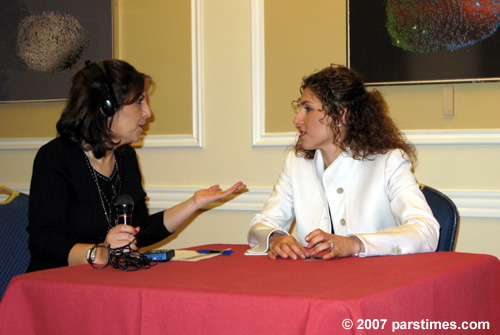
top-left (294, 87), bottom-right (337, 155)
top-left (110, 92), bottom-right (151, 146)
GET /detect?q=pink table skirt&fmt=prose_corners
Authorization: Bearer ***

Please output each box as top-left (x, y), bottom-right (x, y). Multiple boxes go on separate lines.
top-left (1, 244), bottom-right (499, 335)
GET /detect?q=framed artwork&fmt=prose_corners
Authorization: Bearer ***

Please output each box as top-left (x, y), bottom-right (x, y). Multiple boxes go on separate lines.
top-left (347, 0), bottom-right (500, 85)
top-left (0, 0), bottom-right (113, 102)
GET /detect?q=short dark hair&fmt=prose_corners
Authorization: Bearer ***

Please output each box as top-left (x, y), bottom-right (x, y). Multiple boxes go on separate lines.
top-left (56, 59), bottom-right (151, 158)
top-left (293, 64), bottom-right (416, 164)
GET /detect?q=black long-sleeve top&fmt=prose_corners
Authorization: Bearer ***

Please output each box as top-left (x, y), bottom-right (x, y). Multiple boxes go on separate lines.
top-left (27, 137), bottom-right (171, 272)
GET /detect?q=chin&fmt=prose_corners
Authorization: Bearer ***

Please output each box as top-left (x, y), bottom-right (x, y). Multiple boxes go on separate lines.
top-left (301, 143), bottom-right (315, 151)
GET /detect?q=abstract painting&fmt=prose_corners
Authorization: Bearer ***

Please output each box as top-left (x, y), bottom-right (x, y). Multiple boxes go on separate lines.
top-left (0, 0), bottom-right (113, 102)
top-left (348, 0), bottom-right (500, 85)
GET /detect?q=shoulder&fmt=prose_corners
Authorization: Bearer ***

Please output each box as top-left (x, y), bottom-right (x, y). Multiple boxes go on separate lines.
top-left (379, 149), bottom-right (413, 180)
top-left (351, 149), bottom-right (411, 177)
top-left (115, 145), bottom-right (139, 167)
top-left (363, 149), bottom-right (409, 165)
top-left (32, 138), bottom-right (84, 179)
top-left (116, 144), bottom-right (137, 159)
top-left (383, 149), bottom-right (410, 166)
top-left (283, 150), bottom-right (313, 170)
top-left (115, 144), bottom-right (140, 171)
top-left (36, 137), bottom-right (80, 161)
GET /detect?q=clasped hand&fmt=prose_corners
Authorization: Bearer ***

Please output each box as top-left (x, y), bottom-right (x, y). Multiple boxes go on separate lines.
top-left (268, 228), bottom-right (359, 260)
top-left (104, 224), bottom-right (139, 250)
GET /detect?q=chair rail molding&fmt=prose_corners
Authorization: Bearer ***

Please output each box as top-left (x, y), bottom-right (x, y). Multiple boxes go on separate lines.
top-left (6, 184), bottom-right (500, 218)
top-left (148, 187), bottom-right (500, 218)
top-left (0, 0), bottom-right (203, 151)
top-left (250, 0), bottom-right (500, 147)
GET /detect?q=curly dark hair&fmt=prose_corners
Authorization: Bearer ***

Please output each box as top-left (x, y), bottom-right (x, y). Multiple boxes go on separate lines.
top-left (56, 59), bottom-right (151, 158)
top-left (293, 64), bottom-right (416, 164)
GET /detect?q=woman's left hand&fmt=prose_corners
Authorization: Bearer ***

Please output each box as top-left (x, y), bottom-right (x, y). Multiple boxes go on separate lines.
top-left (193, 182), bottom-right (246, 209)
top-left (305, 229), bottom-right (360, 259)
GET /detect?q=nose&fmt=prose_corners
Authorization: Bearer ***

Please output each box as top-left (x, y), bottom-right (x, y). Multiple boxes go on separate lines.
top-left (293, 111), bottom-right (303, 126)
top-left (142, 101), bottom-right (152, 119)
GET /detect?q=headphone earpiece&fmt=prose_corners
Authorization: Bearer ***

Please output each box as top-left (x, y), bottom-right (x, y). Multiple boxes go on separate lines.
top-left (94, 60), bottom-right (117, 117)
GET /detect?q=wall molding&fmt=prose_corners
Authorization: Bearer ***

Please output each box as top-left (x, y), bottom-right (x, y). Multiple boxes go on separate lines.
top-left (250, 0), bottom-right (500, 147)
top-left (250, 129), bottom-right (500, 147)
top-left (147, 187), bottom-right (500, 219)
top-left (0, 134), bottom-right (201, 150)
top-left (190, 0), bottom-right (204, 148)
top-left (8, 184), bottom-right (500, 219)
top-left (0, 0), bottom-right (203, 151)
top-left (251, 0), bottom-right (266, 147)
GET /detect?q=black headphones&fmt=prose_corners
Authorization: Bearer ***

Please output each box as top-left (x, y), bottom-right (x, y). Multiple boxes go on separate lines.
top-left (85, 60), bottom-right (118, 117)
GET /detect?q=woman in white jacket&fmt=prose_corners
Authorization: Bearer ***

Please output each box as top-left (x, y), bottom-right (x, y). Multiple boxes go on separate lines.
top-left (247, 65), bottom-right (439, 260)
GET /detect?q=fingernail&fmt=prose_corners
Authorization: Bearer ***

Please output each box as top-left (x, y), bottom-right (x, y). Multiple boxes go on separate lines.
top-left (134, 227), bottom-right (140, 234)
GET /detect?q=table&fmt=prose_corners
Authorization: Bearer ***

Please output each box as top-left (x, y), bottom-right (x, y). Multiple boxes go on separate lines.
top-left (1, 244), bottom-right (499, 335)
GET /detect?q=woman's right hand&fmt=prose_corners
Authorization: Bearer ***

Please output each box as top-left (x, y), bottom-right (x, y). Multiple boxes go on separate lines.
top-left (92, 225), bottom-right (138, 265)
top-left (104, 224), bottom-right (138, 250)
top-left (268, 234), bottom-right (310, 260)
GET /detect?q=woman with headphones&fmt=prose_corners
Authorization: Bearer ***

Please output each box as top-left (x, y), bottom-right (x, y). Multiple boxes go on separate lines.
top-left (27, 59), bottom-right (245, 271)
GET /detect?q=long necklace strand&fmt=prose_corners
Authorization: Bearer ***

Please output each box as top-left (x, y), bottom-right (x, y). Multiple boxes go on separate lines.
top-left (83, 150), bottom-right (121, 230)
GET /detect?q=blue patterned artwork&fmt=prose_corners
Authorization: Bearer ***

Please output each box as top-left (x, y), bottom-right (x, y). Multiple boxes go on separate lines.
top-left (0, 0), bottom-right (112, 102)
top-left (348, 0), bottom-right (500, 84)
top-left (386, 0), bottom-right (500, 52)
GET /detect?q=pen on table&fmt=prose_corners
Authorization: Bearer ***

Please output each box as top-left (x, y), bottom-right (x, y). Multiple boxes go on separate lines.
top-left (197, 249), bottom-right (233, 256)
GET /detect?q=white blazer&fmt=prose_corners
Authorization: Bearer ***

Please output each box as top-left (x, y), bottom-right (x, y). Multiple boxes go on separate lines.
top-left (247, 149), bottom-right (440, 257)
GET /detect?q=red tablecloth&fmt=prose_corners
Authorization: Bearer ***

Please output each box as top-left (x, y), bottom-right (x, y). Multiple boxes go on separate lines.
top-left (1, 244), bottom-right (499, 335)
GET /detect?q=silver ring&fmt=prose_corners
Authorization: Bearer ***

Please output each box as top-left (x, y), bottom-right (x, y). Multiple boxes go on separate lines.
top-left (328, 240), bottom-right (334, 251)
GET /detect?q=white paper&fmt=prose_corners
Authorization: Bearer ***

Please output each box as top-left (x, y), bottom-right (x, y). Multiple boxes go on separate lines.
top-left (171, 249), bottom-right (228, 262)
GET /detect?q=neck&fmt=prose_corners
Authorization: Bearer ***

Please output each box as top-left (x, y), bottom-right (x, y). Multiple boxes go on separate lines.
top-left (86, 150), bottom-right (115, 177)
top-left (321, 147), bottom-right (342, 169)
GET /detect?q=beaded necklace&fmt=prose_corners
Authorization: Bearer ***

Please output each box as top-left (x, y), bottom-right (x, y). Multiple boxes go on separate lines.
top-left (83, 150), bottom-right (122, 231)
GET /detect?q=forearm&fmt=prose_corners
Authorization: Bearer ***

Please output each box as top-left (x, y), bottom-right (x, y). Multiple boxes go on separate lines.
top-left (354, 222), bottom-right (438, 256)
top-left (162, 196), bottom-right (199, 233)
top-left (68, 243), bottom-right (108, 266)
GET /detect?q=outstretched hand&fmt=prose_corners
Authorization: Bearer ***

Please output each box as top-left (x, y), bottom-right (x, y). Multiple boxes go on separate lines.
top-left (193, 182), bottom-right (246, 209)
top-left (162, 181), bottom-right (247, 233)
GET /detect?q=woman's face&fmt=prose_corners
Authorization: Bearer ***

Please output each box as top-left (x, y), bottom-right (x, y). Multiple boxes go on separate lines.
top-left (294, 88), bottom-right (336, 153)
top-left (110, 92), bottom-right (151, 145)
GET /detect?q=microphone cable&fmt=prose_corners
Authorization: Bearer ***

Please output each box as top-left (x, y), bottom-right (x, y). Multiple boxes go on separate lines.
top-left (87, 231), bottom-right (157, 271)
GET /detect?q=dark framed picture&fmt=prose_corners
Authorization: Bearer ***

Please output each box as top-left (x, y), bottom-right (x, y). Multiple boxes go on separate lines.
top-left (0, 0), bottom-right (113, 102)
top-left (347, 0), bottom-right (500, 85)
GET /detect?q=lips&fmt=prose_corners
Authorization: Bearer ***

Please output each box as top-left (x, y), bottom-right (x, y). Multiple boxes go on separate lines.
top-left (299, 131), bottom-right (306, 138)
